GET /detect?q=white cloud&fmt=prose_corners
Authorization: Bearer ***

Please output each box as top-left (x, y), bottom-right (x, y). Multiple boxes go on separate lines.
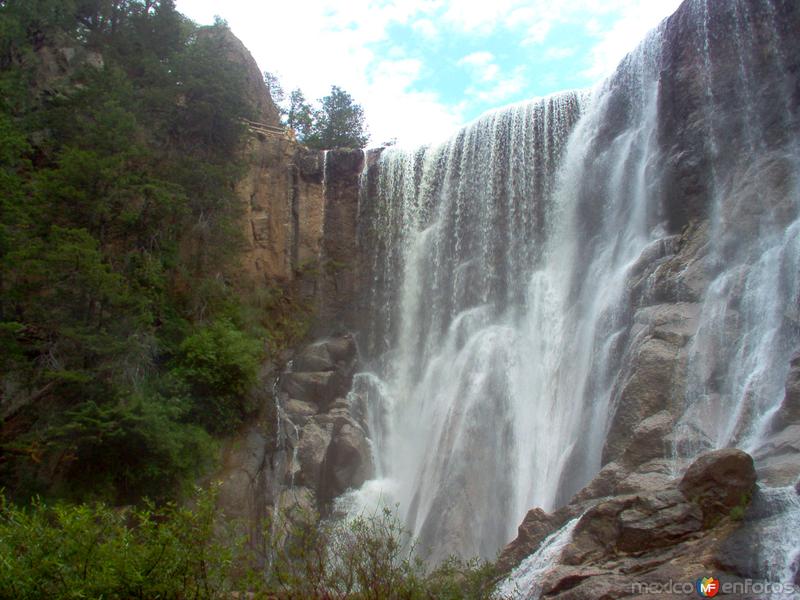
top-left (521, 20), bottom-right (553, 46)
top-left (458, 51), bottom-right (501, 83)
top-left (505, 6), bottom-right (538, 28)
top-left (544, 46), bottom-right (577, 60)
top-left (581, 0), bottom-right (683, 78)
top-left (458, 51), bottom-right (494, 67)
top-left (412, 18), bottom-right (439, 39)
top-left (175, 0), bottom-right (685, 146)
top-left (470, 66), bottom-right (528, 104)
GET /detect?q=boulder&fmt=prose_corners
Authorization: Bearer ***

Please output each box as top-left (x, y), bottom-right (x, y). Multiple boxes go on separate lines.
top-left (560, 489), bottom-right (702, 566)
top-left (319, 421), bottom-right (373, 503)
top-left (322, 334), bottom-right (357, 363)
top-left (284, 399), bottom-right (317, 420)
top-left (679, 448), bottom-right (756, 524)
top-left (281, 371), bottom-right (348, 409)
top-left (495, 508), bottom-right (564, 574)
top-left (294, 419), bottom-right (333, 490)
top-left (293, 342), bottom-right (335, 373)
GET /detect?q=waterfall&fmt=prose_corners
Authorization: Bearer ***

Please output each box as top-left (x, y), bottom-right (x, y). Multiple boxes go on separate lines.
top-left (347, 0), bottom-right (800, 568)
top-left (494, 517), bottom-right (580, 600)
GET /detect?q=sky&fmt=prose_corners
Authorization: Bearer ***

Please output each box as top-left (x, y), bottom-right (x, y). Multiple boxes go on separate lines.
top-left (175, 0), bottom-right (683, 147)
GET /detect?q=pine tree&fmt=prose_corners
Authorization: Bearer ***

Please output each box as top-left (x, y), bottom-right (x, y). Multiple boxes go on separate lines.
top-left (305, 85), bottom-right (368, 149)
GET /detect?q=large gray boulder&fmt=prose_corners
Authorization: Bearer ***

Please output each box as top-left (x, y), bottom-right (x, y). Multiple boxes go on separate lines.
top-left (679, 448), bottom-right (757, 524)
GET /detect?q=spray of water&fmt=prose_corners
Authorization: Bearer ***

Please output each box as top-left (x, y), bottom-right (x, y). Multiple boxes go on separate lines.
top-left (347, 0), bottom-right (800, 576)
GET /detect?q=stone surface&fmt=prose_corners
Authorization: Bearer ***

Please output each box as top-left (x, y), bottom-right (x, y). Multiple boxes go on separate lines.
top-left (316, 149), bottom-right (365, 332)
top-left (499, 451), bottom-right (765, 600)
top-left (234, 135), bottom-right (325, 286)
top-left (320, 420), bottom-right (373, 502)
top-left (294, 419), bottom-right (333, 489)
top-left (281, 371), bottom-right (348, 409)
top-left (752, 423), bottom-right (800, 486)
top-left (678, 448), bottom-right (756, 523)
top-left (496, 508), bottom-right (564, 574)
top-left (772, 352), bottom-right (800, 432)
top-left (603, 336), bottom-right (682, 464)
top-left (284, 398), bottom-right (317, 420)
top-left (293, 342), bottom-right (335, 372)
top-left (196, 27), bottom-right (280, 125)
top-left (618, 410), bottom-right (675, 469)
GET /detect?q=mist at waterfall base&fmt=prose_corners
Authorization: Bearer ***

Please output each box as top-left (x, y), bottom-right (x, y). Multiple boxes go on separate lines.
top-left (334, 0), bottom-right (800, 584)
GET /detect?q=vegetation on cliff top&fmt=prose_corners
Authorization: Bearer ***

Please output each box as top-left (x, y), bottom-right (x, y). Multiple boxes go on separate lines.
top-left (0, 0), bottom-right (309, 505)
top-left (267, 73), bottom-right (370, 149)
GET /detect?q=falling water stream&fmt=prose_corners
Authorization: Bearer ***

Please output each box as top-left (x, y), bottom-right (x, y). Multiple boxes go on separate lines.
top-left (340, 0), bottom-right (800, 585)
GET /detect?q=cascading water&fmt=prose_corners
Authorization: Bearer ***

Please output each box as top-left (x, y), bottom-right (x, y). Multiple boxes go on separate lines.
top-left (346, 0), bottom-right (800, 575)
top-left (494, 517), bottom-right (580, 600)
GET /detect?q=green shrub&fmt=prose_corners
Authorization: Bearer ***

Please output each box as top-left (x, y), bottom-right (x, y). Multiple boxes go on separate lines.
top-left (0, 491), bottom-right (503, 599)
top-left (0, 485), bottom-right (239, 600)
top-left (173, 319), bottom-right (262, 433)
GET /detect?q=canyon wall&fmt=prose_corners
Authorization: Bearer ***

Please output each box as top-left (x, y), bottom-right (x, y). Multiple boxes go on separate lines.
top-left (220, 0), bottom-right (800, 593)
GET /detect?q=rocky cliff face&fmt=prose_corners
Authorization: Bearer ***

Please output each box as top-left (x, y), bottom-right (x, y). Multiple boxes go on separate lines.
top-left (235, 134), bottom-right (325, 285)
top-left (196, 27), bottom-right (281, 126)
top-left (213, 32), bottom-right (367, 546)
top-left (219, 0), bottom-right (800, 589)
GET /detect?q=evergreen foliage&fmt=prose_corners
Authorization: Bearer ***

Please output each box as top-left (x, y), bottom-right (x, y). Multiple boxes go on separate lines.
top-left (304, 85), bottom-right (369, 150)
top-left (0, 0), bottom-right (303, 504)
top-left (272, 76), bottom-right (369, 149)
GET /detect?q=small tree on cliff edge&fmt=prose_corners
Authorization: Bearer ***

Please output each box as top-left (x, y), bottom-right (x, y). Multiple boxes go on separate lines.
top-left (305, 85), bottom-right (369, 150)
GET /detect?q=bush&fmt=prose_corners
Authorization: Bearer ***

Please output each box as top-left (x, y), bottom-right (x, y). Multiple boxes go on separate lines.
top-left (41, 395), bottom-right (215, 503)
top-left (173, 319), bottom-right (262, 433)
top-left (0, 485), bottom-right (239, 600)
top-left (264, 506), bottom-right (501, 599)
top-left (0, 491), bottom-right (503, 599)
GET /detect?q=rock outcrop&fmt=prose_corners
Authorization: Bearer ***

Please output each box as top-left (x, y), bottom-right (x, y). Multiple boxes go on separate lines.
top-left (278, 334), bottom-right (373, 507)
top-left (498, 449), bottom-right (763, 599)
top-left (216, 334), bottom-right (373, 556)
top-left (196, 27), bottom-right (281, 126)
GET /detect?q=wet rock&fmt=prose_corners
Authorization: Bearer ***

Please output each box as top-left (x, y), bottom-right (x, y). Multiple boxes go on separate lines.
top-left (318, 151), bottom-right (364, 329)
top-left (292, 335), bottom-right (357, 375)
top-left (751, 424), bottom-right (800, 487)
top-left (679, 448), bottom-right (756, 524)
top-left (616, 489), bottom-right (703, 552)
top-left (647, 221), bottom-right (710, 304)
top-left (771, 352), bottom-right (800, 432)
top-left (618, 410), bottom-right (675, 469)
top-left (603, 337), bottom-right (682, 464)
top-left (294, 419), bottom-right (333, 489)
top-left (281, 371), bottom-right (348, 409)
top-left (633, 303), bottom-right (700, 347)
top-left (616, 459), bottom-right (675, 495)
top-left (560, 489), bottom-right (702, 566)
top-left (319, 420), bottom-right (373, 502)
top-left (322, 333), bottom-right (357, 363)
top-left (277, 486), bottom-right (317, 519)
top-left (571, 462), bottom-right (628, 503)
top-left (496, 508), bottom-right (564, 574)
top-left (293, 343), bottom-right (336, 372)
top-left (284, 398), bottom-right (317, 420)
